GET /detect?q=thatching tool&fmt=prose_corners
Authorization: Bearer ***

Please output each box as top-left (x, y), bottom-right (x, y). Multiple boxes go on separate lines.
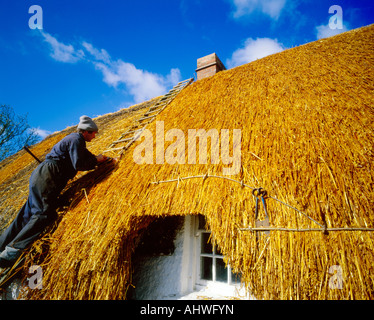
top-left (23, 146), bottom-right (41, 164)
top-left (253, 188), bottom-right (270, 237)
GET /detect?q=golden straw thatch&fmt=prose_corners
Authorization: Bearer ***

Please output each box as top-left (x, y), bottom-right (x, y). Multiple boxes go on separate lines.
top-left (1, 24), bottom-right (374, 300)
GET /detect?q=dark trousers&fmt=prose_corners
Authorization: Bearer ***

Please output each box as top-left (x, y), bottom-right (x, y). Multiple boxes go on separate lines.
top-left (0, 160), bottom-right (67, 254)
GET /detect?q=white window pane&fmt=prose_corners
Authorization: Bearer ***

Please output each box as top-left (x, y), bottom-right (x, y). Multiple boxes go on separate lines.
top-left (201, 257), bottom-right (212, 280)
top-left (216, 258), bottom-right (228, 283)
top-left (201, 233), bottom-right (213, 254)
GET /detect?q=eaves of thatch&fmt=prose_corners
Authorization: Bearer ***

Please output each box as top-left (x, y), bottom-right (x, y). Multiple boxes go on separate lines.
top-left (1, 24), bottom-right (374, 300)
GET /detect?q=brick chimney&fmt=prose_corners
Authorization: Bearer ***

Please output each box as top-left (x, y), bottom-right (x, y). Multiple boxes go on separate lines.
top-left (195, 53), bottom-right (226, 80)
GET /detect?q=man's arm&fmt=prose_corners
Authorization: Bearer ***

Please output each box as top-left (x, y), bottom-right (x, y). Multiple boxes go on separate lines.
top-left (69, 138), bottom-right (98, 171)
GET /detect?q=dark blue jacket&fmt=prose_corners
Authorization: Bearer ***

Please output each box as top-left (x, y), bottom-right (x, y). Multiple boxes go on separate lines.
top-left (45, 132), bottom-right (98, 180)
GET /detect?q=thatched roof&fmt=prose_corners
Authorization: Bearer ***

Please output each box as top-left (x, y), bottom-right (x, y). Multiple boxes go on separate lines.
top-left (1, 24), bottom-right (373, 300)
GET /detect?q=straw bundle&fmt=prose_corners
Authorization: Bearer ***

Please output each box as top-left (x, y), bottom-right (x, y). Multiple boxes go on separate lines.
top-left (1, 25), bottom-right (374, 299)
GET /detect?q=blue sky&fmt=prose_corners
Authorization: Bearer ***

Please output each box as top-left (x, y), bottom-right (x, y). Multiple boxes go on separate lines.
top-left (0, 0), bottom-right (373, 138)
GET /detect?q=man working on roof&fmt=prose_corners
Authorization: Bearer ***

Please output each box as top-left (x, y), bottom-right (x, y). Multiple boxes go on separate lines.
top-left (0, 115), bottom-right (109, 268)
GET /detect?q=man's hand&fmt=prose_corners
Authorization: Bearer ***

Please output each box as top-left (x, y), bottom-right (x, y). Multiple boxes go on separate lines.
top-left (96, 154), bottom-right (108, 163)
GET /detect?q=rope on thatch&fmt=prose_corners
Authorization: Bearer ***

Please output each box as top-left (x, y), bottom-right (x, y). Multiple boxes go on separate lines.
top-left (267, 194), bottom-right (323, 228)
top-left (151, 173), bottom-right (255, 189)
top-left (151, 174), bottom-right (374, 233)
top-left (239, 227), bottom-right (374, 232)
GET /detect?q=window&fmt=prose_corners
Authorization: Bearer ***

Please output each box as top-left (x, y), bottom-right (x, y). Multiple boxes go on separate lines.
top-left (196, 215), bottom-right (241, 285)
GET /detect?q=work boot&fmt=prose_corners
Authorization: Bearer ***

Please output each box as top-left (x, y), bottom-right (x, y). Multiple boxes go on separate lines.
top-left (0, 246), bottom-right (21, 268)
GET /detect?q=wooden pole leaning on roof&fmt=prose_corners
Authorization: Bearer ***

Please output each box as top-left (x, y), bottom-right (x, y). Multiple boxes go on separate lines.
top-left (23, 145), bottom-right (41, 164)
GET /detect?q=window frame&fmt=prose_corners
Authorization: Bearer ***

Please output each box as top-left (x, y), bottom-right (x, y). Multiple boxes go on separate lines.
top-left (194, 215), bottom-right (240, 287)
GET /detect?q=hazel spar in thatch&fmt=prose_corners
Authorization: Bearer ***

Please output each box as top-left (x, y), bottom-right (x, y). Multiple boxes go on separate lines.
top-left (1, 25), bottom-right (374, 300)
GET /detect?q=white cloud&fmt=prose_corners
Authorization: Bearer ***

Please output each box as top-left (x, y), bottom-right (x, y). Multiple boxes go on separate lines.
top-left (230, 0), bottom-right (287, 20)
top-left (166, 68), bottom-right (182, 87)
top-left (39, 32), bottom-right (181, 104)
top-left (226, 37), bottom-right (286, 68)
top-left (81, 41), bottom-right (111, 64)
top-left (31, 127), bottom-right (52, 139)
top-left (315, 23), bottom-right (350, 40)
top-left (40, 31), bottom-right (84, 63)
top-left (88, 47), bottom-right (181, 103)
